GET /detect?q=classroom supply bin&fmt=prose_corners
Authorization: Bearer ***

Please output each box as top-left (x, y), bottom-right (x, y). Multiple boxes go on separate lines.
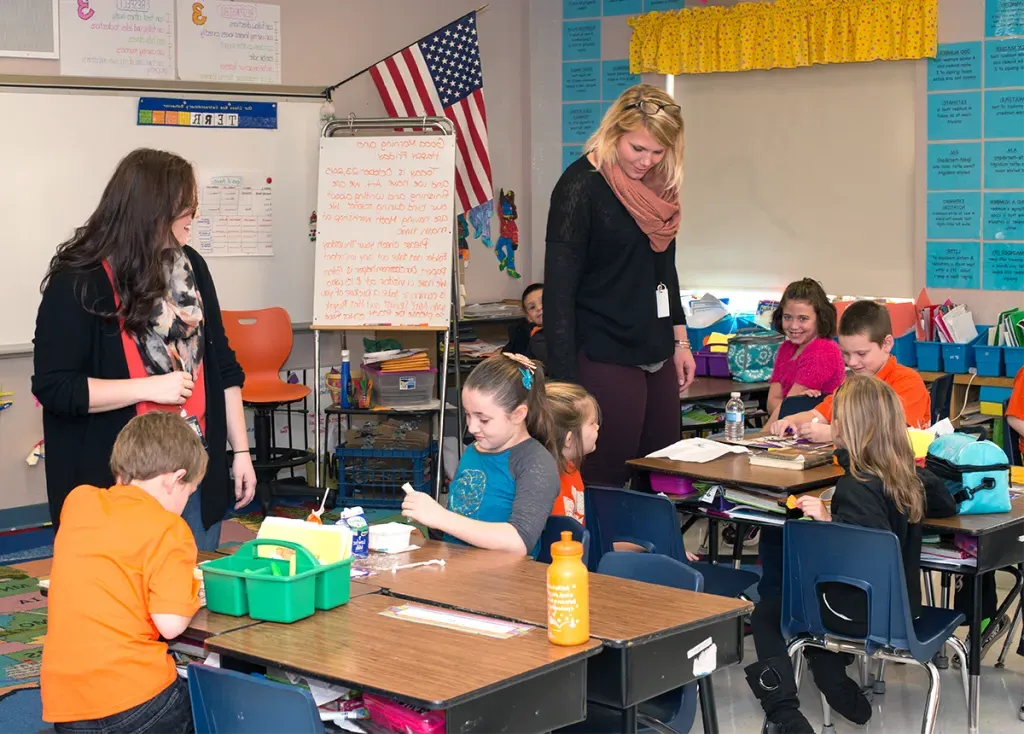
top-left (363, 365), bottom-right (437, 407)
top-left (1005, 347), bottom-right (1024, 378)
top-left (368, 522), bottom-right (415, 553)
top-left (942, 325), bottom-right (989, 374)
top-left (694, 349), bottom-right (730, 378)
top-left (915, 341), bottom-right (943, 372)
top-left (891, 331), bottom-right (917, 367)
top-left (687, 314), bottom-right (736, 350)
top-left (980, 386), bottom-right (1013, 404)
top-left (336, 443), bottom-right (434, 509)
top-left (650, 473), bottom-right (696, 496)
top-left (974, 342), bottom-right (1004, 377)
top-left (200, 539), bottom-right (352, 623)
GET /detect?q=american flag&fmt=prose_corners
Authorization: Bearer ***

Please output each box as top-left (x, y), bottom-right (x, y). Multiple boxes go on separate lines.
top-left (369, 12), bottom-right (492, 214)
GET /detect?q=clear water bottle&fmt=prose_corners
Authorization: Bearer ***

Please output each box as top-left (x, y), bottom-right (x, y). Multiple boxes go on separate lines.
top-left (724, 392), bottom-right (745, 442)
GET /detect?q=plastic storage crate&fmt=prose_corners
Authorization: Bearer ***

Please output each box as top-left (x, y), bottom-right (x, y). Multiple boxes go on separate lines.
top-left (942, 325), bottom-right (989, 374)
top-left (687, 313), bottom-right (736, 350)
top-left (1005, 347), bottom-right (1024, 378)
top-left (974, 343), bottom-right (1004, 377)
top-left (336, 443), bottom-right (434, 509)
top-left (200, 539), bottom-right (351, 623)
top-left (916, 341), bottom-right (943, 372)
top-left (891, 331), bottom-right (917, 367)
top-left (364, 365), bottom-right (437, 407)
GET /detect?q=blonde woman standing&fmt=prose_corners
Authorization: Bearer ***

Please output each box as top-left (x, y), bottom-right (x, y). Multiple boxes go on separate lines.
top-left (544, 84), bottom-right (694, 486)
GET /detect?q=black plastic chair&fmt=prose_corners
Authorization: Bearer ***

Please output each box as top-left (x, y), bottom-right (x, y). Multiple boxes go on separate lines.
top-left (929, 373), bottom-right (955, 424)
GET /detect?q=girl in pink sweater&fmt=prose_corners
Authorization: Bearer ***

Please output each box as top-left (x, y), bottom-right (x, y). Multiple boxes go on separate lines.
top-left (765, 279), bottom-right (846, 430)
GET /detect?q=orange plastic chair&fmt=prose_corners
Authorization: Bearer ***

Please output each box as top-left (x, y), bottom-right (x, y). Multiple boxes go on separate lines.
top-left (222, 308), bottom-right (314, 514)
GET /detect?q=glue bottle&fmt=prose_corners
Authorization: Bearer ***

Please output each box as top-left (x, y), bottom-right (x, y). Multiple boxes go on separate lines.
top-left (340, 350), bottom-right (352, 408)
top-left (547, 531), bottom-right (589, 646)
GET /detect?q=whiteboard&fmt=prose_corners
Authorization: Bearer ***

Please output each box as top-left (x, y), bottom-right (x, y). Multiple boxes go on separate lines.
top-left (313, 135), bottom-right (456, 329)
top-left (0, 88), bottom-right (321, 346)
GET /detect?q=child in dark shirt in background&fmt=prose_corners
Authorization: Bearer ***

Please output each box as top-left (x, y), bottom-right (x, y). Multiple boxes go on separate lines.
top-left (504, 283), bottom-right (545, 363)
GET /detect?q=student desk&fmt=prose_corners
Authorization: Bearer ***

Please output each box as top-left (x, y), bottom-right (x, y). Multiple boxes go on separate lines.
top-left (681, 378), bottom-right (771, 401)
top-left (204, 594), bottom-right (601, 734)
top-left (372, 541), bottom-right (752, 733)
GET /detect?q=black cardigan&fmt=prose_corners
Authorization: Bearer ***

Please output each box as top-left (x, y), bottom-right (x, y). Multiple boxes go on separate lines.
top-left (32, 246), bottom-right (244, 530)
top-left (544, 156), bottom-right (687, 382)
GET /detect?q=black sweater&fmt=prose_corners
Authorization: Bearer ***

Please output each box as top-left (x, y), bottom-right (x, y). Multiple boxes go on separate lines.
top-left (32, 246), bottom-right (244, 531)
top-left (830, 450), bottom-right (957, 618)
top-left (544, 157), bottom-right (686, 382)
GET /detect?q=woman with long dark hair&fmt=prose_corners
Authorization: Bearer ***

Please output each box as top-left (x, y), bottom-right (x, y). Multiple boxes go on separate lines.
top-left (32, 148), bottom-right (256, 549)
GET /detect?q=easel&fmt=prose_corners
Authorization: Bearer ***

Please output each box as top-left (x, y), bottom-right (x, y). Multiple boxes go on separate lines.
top-left (312, 114), bottom-right (460, 501)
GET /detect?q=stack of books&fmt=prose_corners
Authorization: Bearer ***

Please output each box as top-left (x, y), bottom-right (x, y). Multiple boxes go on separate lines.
top-left (363, 349), bottom-right (430, 372)
top-left (747, 446), bottom-right (835, 471)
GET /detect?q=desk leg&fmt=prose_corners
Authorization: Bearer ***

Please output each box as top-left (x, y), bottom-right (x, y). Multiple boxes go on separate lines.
top-left (708, 518), bottom-right (720, 565)
top-left (698, 676), bottom-right (720, 734)
top-left (968, 575), bottom-right (982, 734)
top-left (620, 705), bottom-right (638, 734)
top-left (731, 522), bottom-right (746, 571)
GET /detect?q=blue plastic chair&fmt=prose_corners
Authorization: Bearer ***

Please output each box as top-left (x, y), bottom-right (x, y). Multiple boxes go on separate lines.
top-left (595, 553), bottom-right (702, 733)
top-left (189, 664), bottom-right (324, 734)
top-left (779, 521), bottom-right (969, 734)
top-left (585, 485), bottom-right (759, 598)
top-left (536, 515), bottom-right (590, 566)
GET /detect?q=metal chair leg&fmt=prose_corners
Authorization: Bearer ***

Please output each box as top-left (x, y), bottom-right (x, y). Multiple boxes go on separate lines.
top-left (945, 635), bottom-right (970, 709)
top-left (995, 599), bottom-right (1021, 668)
top-left (924, 569), bottom-right (936, 606)
top-left (820, 692), bottom-right (835, 734)
top-left (873, 659), bottom-right (887, 695)
top-left (920, 659), bottom-right (942, 734)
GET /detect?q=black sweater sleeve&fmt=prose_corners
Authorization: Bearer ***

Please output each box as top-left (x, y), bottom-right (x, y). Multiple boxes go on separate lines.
top-left (666, 241), bottom-right (687, 327)
top-left (186, 248), bottom-right (244, 389)
top-left (918, 467), bottom-right (958, 518)
top-left (32, 269), bottom-right (97, 418)
top-left (830, 475), bottom-right (892, 531)
top-left (543, 167), bottom-right (591, 382)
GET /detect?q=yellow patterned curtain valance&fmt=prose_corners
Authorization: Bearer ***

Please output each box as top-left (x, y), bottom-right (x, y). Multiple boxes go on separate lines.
top-left (629, 0), bottom-right (937, 75)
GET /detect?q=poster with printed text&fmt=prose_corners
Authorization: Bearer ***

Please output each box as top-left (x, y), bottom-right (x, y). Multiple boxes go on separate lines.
top-left (59, 0), bottom-right (175, 80)
top-left (176, 1), bottom-right (281, 85)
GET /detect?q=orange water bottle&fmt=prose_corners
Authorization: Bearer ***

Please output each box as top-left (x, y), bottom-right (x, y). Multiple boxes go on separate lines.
top-left (546, 531), bottom-right (589, 646)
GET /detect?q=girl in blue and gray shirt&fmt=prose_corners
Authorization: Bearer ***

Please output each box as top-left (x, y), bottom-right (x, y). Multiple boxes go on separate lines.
top-left (401, 353), bottom-right (560, 557)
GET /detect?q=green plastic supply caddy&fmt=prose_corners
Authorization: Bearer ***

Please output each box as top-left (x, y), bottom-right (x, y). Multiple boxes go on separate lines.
top-left (199, 538), bottom-right (352, 623)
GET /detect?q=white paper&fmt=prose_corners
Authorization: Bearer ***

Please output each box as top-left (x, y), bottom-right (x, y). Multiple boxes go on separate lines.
top-left (687, 293), bottom-right (730, 328)
top-left (647, 438), bottom-right (748, 463)
top-left (177, 1), bottom-right (281, 84)
top-left (59, 0), bottom-right (175, 79)
top-left (190, 172), bottom-right (274, 257)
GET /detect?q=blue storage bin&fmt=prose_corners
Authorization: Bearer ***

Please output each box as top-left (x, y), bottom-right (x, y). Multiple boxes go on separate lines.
top-left (891, 331), bottom-right (917, 367)
top-left (687, 313), bottom-right (736, 350)
top-left (916, 341), bottom-right (943, 372)
top-left (1005, 347), bottom-right (1024, 378)
top-left (942, 326), bottom-right (989, 374)
top-left (973, 343), bottom-right (1004, 377)
top-left (980, 386), bottom-right (1013, 404)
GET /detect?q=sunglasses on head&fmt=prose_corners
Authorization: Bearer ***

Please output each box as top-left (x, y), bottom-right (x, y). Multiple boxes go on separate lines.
top-left (626, 100), bottom-right (681, 116)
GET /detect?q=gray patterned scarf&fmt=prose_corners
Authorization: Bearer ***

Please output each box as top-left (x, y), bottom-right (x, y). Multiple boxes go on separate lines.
top-left (134, 249), bottom-right (205, 377)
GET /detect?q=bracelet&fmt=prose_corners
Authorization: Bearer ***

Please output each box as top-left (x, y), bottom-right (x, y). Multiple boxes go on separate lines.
top-left (230, 448), bottom-right (252, 455)
top-left (674, 340), bottom-right (691, 350)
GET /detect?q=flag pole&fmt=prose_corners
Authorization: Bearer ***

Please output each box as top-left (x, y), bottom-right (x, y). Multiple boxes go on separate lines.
top-left (321, 3), bottom-right (490, 100)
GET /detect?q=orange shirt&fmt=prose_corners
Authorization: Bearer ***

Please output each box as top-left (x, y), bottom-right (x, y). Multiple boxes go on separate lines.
top-left (816, 356), bottom-right (931, 428)
top-left (1004, 366), bottom-right (1024, 456)
top-left (41, 485), bottom-right (200, 724)
top-left (551, 467), bottom-right (585, 526)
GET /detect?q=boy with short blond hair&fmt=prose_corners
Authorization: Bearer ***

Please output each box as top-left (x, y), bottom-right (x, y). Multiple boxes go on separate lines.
top-left (42, 411), bottom-right (207, 734)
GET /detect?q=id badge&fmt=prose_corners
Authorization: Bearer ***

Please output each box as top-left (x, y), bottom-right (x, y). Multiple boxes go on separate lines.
top-left (656, 283), bottom-right (670, 319)
top-left (181, 408), bottom-right (207, 449)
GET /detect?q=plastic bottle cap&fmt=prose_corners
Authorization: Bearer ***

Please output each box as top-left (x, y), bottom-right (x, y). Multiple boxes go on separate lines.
top-left (342, 350), bottom-right (350, 360)
top-left (550, 530), bottom-right (583, 558)
top-left (730, 392), bottom-right (740, 398)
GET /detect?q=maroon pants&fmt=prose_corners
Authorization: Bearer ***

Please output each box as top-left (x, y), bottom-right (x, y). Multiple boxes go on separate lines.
top-left (578, 351), bottom-right (681, 486)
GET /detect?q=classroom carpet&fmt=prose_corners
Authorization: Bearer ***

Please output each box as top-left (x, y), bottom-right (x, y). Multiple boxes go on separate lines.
top-left (0, 559), bottom-right (50, 700)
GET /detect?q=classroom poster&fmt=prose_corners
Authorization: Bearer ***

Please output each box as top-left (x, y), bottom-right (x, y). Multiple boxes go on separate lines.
top-left (58, 0), bottom-right (175, 79)
top-left (189, 171), bottom-right (275, 257)
top-left (176, 1), bottom-right (281, 85)
top-left (924, 1), bottom-right (1024, 290)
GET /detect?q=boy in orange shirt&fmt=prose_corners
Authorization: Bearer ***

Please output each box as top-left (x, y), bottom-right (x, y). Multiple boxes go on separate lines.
top-left (1004, 366), bottom-right (1024, 459)
top-left (42, 411), bottom-right (206, 733)
top-left (774, 300), bottom-right (931, 441)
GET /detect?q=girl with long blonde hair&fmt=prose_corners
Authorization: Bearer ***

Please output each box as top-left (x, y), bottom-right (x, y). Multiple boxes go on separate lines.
top-left (544, 83), bottom-right (695, 486)
top-left (747, 375), bottom-right (930, 732)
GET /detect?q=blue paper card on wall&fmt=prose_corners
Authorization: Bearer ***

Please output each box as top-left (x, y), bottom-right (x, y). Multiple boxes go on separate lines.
top-left (985, 38), bottom-right (1024, 88)
top-left (984, 242), bottom-right (1024, 290)
top-left (927, 143), bottom-right (982, 191)
top-left (563, 146), bottom-right (584, 171)
top-left (645, 0), bottom-right (685, 9)
top-left (928, 43), bottom-right (982, 91)
top-left (927, 192), bottom-right (981, 239)
top-left (926, 241), bottom-right (981, 289)
top-left (986, 0), bottom-right (1024, 38)
top-left (927, 92), bottom-right (982, 141)
top-left (985, 90), bottom-right (1024, 139)
top-left (984, 193), bottom-right (1024, 240)
top-left (564, 0), bottom-right (600, 19)
top-left (986, 140), bottom-right (1024, 189)
top-left (604, 0), bottom-right (643, 15)
top-left (602, 60), bottom-right (639, 100)
top-left (563, 103), bottom-right (602, 143)
top-left (563, 20), bottom-right (601, 61)
top-left (563, 61), bottom-right (601, 102)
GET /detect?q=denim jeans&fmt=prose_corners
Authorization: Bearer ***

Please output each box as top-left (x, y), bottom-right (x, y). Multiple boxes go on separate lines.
top-left (55, 676), bottom-right (193, 734)
top-left (181, 485), bottom-right (223, 552)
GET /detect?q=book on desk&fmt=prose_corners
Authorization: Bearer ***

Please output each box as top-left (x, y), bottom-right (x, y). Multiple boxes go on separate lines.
top-left (748, 446), bottom-right (835, 471)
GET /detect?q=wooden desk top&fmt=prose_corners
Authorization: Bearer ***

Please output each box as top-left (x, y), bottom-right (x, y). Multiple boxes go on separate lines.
top-left (205, 594), bottom-right (601, 710)
top-left (355, 540), bottom-right (527, 589)
top-left (379, 549), bottom-right (751, 647)
top-left (681, 377), bottom-right (771, 401)
top-left (629, 453), bottom-right (843, 494)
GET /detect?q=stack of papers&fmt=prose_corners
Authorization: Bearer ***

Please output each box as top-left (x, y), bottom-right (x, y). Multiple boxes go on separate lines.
top-left (647, 438), bottom-right (748, 463)
top-left (363, 349), bottom-right (430, 372)
top-left (995, 308), bottom-right (1024, 347)
top-left (688, 293), bottom-right (730, 328)
top-left (920, 301), bottom-right (978, 344)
